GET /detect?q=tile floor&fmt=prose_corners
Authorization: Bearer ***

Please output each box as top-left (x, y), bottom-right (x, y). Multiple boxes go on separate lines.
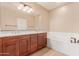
top-left (31, 47), bottom-right (65, 56)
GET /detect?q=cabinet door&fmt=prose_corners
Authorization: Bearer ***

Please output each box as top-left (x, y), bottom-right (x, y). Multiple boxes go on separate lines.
top-left (37, 33), bottom-right (44, 49)
top-left (30, 34), bottom-right (37, 53)
top-left (43, 33), bottom-right (47, 47)
top-left (37, 33), bottom-right (47, 49)
top-left (0, 39), bottom-right (2, 56)
top-left (19, 35), bottom-right (30, 56)
top-left (2, 37), bottom-right (19, 56)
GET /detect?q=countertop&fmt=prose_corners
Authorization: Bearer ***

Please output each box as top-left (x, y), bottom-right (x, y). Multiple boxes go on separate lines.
top-left (0, 31), bottom-right (46, 37)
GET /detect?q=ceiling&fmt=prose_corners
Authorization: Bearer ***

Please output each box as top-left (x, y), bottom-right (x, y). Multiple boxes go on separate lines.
top-left (37, 2), bottom-right (69, 11)
top-left (1, 2), bottom-right (70, 13)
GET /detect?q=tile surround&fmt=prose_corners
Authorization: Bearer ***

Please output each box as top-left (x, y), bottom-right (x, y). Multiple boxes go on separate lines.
top-left (47, 32), bottom-right (79, 56)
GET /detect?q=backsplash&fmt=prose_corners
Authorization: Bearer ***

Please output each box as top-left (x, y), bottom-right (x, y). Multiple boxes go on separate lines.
top-left (47, 32), bottom-right (79, 56)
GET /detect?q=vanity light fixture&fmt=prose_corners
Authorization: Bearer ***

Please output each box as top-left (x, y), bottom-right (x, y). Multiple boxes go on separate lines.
top-left (17, 2), bottom-right (33, 13)
top-left (23, 6), bottom-right (30, 11)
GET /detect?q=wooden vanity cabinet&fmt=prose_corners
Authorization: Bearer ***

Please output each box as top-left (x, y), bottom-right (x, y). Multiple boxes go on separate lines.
top-left (30, 34), bottom-right (37, 53)
top-left (37, 33), bottom-right (47, 50)
top-left (0, 33), bottom-right (47, 56)
top-left (0, 39), bottom-right (2, 56)
top-left (19, 35), bottom-right (30, 56)
top-left (2, 36), bottom-right (19, 56)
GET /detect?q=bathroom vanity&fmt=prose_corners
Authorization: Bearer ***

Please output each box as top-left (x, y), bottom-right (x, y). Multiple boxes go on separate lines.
top-left (0, 3), bottom-right (47, 56)
top-left (0, 32), bottom-right (47, 56)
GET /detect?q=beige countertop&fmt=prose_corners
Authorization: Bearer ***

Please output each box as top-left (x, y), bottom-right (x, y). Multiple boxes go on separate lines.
top-left (0, 31), bottom-right (46, 37)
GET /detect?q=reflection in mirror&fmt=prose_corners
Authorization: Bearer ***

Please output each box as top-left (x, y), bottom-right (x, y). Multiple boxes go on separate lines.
top-left (0, 2), bottom-right (37, 31)
top-left (17, 18), bottom-right (27, 30)
top-left (0, 2), bottom-right (44, 31)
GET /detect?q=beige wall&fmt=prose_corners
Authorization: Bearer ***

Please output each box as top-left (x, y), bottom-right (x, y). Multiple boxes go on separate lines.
top-left (0, 4), bottom-right (1, 30)
top-left (0, 5), bottom-right (17, 30)
top-left (49, 3), bottom-right (79, 32)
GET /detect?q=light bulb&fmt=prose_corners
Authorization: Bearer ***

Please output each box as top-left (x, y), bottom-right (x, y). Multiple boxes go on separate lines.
top-left (23, 6), bottom-right (30, 11)
top-left (27, 8), bottom-right (33, 13)
top-left (60, 6), bottom-right (67, 11)
top-left (17, 4), bottom-right (23, 10)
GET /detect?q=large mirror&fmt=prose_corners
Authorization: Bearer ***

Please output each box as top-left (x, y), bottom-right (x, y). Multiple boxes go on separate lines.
top-left (0, 2), bottom-right (39, 31)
